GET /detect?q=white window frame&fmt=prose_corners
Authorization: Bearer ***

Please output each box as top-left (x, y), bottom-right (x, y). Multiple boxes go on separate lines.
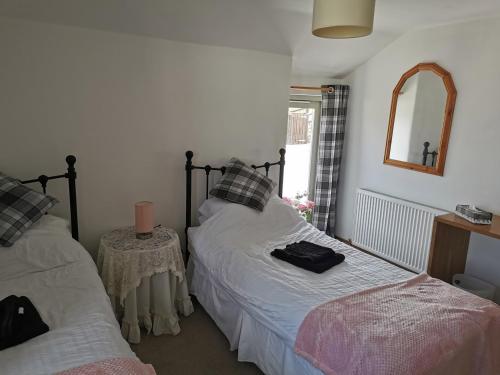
top-left (288, 95), bottom-right (321, 200)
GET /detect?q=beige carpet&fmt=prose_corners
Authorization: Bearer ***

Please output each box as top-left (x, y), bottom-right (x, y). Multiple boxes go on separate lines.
top-left (131, 301), bottom-right (263, 375)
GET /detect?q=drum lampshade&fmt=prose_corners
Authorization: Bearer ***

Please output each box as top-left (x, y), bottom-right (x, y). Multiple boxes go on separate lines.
top-left (312, 0), bottom-right (376, 39)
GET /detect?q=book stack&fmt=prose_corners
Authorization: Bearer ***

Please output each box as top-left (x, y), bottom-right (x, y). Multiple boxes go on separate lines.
top-left (455, 205), bottom-right (493, 225)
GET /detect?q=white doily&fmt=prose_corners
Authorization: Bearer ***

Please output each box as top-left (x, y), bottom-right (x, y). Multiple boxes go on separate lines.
top-left (97, 226), bottom-right (185, 304)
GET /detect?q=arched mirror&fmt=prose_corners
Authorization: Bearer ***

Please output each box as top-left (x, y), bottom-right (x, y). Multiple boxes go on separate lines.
top-left (384, 63), bottom-right (456, 176)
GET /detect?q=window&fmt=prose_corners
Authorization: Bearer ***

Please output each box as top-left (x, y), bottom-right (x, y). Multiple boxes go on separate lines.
top-left (283, 99), bottom-right (320, 200)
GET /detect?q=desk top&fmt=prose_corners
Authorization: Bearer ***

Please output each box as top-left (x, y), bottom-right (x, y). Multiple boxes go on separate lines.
top-left (436, 213), bottom-right (500, 240)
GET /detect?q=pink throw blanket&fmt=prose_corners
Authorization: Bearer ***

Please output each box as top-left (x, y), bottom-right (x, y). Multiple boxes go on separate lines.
top-left (295, 274), bottom-right (500, 375)
top-left (56, 357), bottom-right (156, 375)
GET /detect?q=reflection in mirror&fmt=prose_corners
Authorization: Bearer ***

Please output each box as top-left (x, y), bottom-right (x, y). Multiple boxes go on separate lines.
top-left (384, 63), bottom-right (456, 176)
top-left (389, 71), bottom-right (447, 166)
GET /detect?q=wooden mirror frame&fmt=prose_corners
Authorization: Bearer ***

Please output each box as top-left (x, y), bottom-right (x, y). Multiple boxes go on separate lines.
top-left (384, 63), bottom-right (457, 176)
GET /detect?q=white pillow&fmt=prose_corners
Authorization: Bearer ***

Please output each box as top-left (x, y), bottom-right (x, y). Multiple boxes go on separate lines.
top-left (28, 214), bottom-right (71, 234)
top-left (198, 214), bottom-right (209, 225)
top-left (198, 198), bottom-right (232, 224)
top-left (190, 195), bottom-right (307, 259)
top-left (12, 215), bottom-right (82, 270)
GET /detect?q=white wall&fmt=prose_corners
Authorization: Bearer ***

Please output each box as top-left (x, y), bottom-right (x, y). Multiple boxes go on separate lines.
top-left (0, 18), bottom-right (291, 257)
top-left (337, 16), bottom-right (500, 302)
top-left (290, 74), bottom-right (343, 88)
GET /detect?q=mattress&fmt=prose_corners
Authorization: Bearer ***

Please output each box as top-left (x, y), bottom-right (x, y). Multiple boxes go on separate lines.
top-left (0, 215), bottom-right (135, 375)
top-left (188, 196), bottom-right (413, 374)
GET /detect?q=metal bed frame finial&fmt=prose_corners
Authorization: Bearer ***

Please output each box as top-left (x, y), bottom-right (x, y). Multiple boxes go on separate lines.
top-left (20, 155), bottom-right (79, 241)
top-left (422, 141), bottom-right (438, 167)
top-left (250, 147), bottom-right (285, 198)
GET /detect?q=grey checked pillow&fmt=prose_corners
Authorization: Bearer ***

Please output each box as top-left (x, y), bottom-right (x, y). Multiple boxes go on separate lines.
top-left (0, 173), bottom-right (58, 247)
top-left (210, 158), bottom-right (276, 211)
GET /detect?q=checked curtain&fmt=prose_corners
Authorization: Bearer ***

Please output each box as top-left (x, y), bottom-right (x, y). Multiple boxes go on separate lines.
top-left (312, 85), bottom-right (350, 234)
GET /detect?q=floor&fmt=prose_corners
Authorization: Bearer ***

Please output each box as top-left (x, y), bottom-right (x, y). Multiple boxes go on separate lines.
top-left (131, 301), bottom-right (263, 375)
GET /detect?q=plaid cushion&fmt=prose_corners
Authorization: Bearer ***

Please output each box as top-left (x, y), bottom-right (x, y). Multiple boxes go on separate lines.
top-left (0, 173), bottom-right (58, 247)
top-left (210, 158), bottom-right (276, 211)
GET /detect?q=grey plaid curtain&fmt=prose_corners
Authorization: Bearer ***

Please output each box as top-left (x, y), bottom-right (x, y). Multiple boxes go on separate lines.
top-left (312, 85), bottom-right (350, 234)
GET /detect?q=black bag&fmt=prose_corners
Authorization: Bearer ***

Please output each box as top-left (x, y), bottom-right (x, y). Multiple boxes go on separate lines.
top-left (0, 295), bottom-right (49, 350)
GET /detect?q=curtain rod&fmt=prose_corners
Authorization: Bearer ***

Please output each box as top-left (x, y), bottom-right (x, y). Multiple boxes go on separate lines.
top-left (290, 85), bottom-right (334, 93)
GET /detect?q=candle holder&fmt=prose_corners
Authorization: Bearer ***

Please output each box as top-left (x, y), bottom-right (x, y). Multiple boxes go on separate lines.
top-left (135, 201), bottom-right (154, 240)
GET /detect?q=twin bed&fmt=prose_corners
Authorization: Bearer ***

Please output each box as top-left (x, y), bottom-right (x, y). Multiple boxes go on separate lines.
top-left (0, 157), bottom-right (150, 374)
top-left (185, 149), bottom-right (500, 375)
top-left (187, 197), bottom-right (412, 374)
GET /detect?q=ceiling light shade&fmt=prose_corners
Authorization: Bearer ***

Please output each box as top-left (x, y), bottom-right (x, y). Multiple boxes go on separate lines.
top-left (312, 0), bottom-right (375, 39)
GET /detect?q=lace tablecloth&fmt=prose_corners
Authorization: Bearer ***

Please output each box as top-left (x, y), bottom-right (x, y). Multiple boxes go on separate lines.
top-left (97, 226), bottom-right (193, 343)
top-left (97, 226), bottom-right (184, 303)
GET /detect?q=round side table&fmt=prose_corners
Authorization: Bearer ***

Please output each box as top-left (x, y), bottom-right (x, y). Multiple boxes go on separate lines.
top-left (97, 225), bottom-right (194, 344)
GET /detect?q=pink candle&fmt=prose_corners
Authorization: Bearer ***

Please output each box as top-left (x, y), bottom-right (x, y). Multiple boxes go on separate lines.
top-left (135, 201), bottom-right (154, 234)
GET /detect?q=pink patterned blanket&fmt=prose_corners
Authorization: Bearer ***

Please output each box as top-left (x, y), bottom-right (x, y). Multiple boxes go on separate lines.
top-left (295, 273), bottom-right (500, 375)
top-left (56, 357), bottom-right (156, 375)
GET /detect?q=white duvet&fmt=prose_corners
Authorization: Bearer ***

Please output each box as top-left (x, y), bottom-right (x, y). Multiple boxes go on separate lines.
top-left (0, 216), bottom-right (135, 375)
top-left (189, 196), bottom-right (413, 349)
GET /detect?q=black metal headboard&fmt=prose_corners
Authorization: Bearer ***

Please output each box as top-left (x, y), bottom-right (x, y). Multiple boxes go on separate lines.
top-left (184, 148), bottom-right (285, 261)
top-left (20, 155), bottom-right (79, 241)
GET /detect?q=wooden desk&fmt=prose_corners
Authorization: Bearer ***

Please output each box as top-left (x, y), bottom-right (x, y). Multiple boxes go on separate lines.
top-left (427, 213), bottom-right (500, 283)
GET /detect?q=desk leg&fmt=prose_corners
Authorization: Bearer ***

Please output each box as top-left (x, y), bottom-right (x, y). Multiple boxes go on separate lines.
top-left (427, 221), bottom-right (470, 283)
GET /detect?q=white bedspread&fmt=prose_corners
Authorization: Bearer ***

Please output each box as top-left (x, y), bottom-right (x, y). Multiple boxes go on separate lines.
top-left (0, 215), bottom-right (135, 375)
top-left (189, 196), bottom-right (412, 351)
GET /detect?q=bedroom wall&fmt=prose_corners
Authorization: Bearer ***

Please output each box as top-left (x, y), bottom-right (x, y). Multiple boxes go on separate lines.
top-left (290, 74), bottom-right (346, 87)
top-left (336, 16), bottom-right (500, 302)
top-left (0, 17), bottom-right (291, 256)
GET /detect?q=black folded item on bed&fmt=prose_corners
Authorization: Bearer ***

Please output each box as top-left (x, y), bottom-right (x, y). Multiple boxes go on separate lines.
top-left (271, 241), bottom-right (345, 273)
top-left (0, 295), bottom-right (49, 350)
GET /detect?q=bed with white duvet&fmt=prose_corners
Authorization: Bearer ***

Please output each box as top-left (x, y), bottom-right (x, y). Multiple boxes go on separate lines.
top-left (0, 215), bottom-right (136, 375)
top-left (188, 195), bottom-right (413, 375)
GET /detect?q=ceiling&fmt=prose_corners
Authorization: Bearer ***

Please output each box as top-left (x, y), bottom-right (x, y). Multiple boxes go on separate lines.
top-left (1, 0), bottom-right (500, 78)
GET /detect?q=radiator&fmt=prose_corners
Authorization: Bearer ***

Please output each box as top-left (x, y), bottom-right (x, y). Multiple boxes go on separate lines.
top-left (352, 189), bottom-right (446, 273)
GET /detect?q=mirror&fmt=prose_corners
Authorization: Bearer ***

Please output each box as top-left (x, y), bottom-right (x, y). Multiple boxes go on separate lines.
top-left (384, 63), bottom-right (456, 176)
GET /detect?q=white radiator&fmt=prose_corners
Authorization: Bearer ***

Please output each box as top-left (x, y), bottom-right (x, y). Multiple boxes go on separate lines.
top-left (352, 189), bottom-right (446, 273)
